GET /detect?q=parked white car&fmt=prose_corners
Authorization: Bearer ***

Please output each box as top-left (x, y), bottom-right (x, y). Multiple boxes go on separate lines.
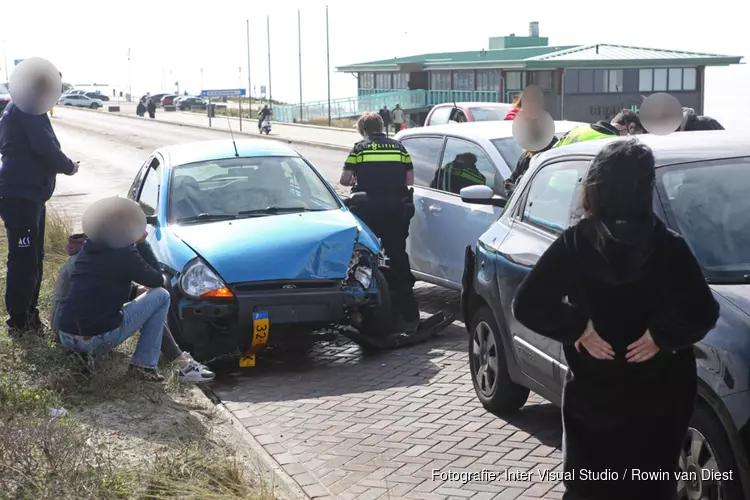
top-left (58, 94), bottom-right (104, 109)
top-left (394, 120), bottom-right (584, 290)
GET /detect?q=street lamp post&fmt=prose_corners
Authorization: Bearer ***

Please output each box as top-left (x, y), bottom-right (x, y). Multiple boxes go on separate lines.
top-left (246, 19), bottom-right (251, 116)
top-left (326, 5), bottom-right (331, 127)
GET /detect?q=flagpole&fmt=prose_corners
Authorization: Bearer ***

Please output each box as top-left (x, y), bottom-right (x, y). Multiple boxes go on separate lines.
top-left (298, 9), bottom-right (303, 122)
top-left (251, 19), bottom-right (253, 113)
top-left (325, 5), bottom-right (331, 127)
top-left (266, 15), bottom-right (272, 105)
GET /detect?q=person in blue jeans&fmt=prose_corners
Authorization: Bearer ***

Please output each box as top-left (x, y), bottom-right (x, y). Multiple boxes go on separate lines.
top-left (57, 230), bottom-right (170, 381)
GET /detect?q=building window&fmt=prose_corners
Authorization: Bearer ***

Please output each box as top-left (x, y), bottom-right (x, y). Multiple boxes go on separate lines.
top-left (430, 71), bottom-right (452, 90)
top-left (375, 72), bottom-right (392, 90)
top-left (359, 72), bottom-right (374, 89)
top-left (476, 70), bottom-right (500, 91)
top-left (505, 71), bottom-right (524, 90)
top-left (392, 72), bottom-right (409, 90)
top-left (564, 69), bottom-right (623, 93)
top-left (638, 68), bottom-right (697, 92)
top-left (683, 68), bottom-right (697, 91)
top-left (529, 71), bottom-right (553, 90)
top-left (453, 71), bottom-right (475, 90)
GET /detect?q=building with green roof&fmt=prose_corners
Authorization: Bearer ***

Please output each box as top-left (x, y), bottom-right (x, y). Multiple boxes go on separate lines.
top-left (333, 22), bottom-right (744, 125)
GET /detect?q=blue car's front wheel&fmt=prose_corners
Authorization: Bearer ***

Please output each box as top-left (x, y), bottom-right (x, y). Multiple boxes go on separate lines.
top-left (359, 268), bottom-right (393, 339)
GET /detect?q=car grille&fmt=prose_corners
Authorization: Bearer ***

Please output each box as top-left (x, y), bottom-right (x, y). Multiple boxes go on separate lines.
top-left (232, 279), bottom-right (340, 293)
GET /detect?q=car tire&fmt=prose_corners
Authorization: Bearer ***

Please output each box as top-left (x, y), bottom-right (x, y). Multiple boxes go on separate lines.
top-left (469, 306), bottom-right (529, 415)
top-left (90, 103), bottom-right (98, 109)
top-left (359, 267), bottom-right (393, 339)
top-left (678, 403), bottom-right (743, 500)
top-left (64, 103), bottom-right (72, 106)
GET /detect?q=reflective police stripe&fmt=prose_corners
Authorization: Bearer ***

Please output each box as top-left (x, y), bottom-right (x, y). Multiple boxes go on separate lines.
top-left (345, 152), bottom-right (362, 165)
top-left (555, 125), bottom-right (611, 147)
top-left (361, 152), bottom-right (405, 162)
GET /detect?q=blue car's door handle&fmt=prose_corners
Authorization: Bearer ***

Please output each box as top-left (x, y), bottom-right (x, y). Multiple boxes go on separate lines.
top-left (427, 204), bottom-right (441, 214)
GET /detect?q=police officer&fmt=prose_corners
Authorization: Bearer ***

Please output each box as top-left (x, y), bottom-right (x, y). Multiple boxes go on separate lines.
top-left (0, 72), bottom-right (78, 335)
top-left (340, 112), bottom-right (420, 333)
top-left (555, 109), bottom-right (645, 148)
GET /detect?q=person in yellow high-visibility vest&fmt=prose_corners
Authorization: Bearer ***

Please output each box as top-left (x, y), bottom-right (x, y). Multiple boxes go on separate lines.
top-left (555, 109), bottom-right (644, 148)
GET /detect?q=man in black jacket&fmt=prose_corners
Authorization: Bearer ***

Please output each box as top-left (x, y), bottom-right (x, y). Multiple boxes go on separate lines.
top-left (0, 80), bottom-right (78, 335)
top-left (677, 107), bottom-right (724, 131)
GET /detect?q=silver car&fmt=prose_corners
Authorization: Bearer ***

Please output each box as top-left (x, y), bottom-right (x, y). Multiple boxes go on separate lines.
top-left (395, 120), bottom-right (583, 290)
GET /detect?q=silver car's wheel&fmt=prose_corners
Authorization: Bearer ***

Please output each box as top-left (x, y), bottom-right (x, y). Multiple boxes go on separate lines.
top-left (472, 321), bottom-right (499, 397)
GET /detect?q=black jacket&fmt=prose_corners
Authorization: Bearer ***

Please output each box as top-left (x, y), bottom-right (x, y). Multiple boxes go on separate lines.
top-left (57, 239), bottom-right (165, 336)
top-left (508, 137), bottom-right (559, 186)
top-left (679, 107), bottom-right (724, 131)
top-left (379, 108), bottom-right (392, 125)
top-left (0, 102), bottom-right (77, 202)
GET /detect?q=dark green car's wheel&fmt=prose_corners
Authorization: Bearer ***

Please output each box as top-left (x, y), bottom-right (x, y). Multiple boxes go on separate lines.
top-left (469, 306), bottom-right (529, 415)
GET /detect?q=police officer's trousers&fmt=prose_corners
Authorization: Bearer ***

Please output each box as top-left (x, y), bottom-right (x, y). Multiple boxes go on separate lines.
top-left (0, 198), bottom-right (46, 332)
top-left (352, 201), bottom-right (419, 322)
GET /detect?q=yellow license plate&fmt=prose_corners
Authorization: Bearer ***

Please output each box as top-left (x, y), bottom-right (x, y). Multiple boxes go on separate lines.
top-left (240, 311), bottom-right (270, 367)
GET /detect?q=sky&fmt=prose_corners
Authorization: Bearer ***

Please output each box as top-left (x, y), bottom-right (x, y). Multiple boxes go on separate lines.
top-left (2, 0), bottom-right (748, 128)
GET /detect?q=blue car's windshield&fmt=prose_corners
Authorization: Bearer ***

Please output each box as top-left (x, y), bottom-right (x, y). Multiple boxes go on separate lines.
top-left (657, 157), bottom-right (750, 283)
top-left (169, 156), bottom-right (340, 222)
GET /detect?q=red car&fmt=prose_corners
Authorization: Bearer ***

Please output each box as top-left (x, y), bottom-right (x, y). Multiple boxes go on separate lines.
top-left (424, 102), bottom-right (514, 126)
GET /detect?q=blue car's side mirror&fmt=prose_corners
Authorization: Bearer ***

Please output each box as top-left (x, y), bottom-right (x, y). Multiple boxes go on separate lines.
top-left (146, 215), bottom-right (159, 226)
top-left (345, 192), bottom-right (368, 208)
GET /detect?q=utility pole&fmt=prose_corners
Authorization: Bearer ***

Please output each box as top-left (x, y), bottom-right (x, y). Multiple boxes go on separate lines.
top-left (238, 66), bottom-right (243, 131)
top-left (200, 67), bottom-right (203, 92)
top-left (126, 48), bottom-right (131, 101)
top-left (251, 19), bottom-right (253, 114)
top-left (326, 5), bottom-right (331, 127)
top-left (266, 15), bottom-right (272, 105)
top-left (298, 9), bottom-right (303, 122)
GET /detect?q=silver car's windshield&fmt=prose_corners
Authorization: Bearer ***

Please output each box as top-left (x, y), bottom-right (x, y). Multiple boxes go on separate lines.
top-left (657, 157), bottom-right (750, 283)
top-left (169, 156), bottom-right (340, 223)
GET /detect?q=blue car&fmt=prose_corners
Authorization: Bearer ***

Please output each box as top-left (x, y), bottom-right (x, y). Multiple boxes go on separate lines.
top-left (126, 139), bottom-right (393, 363)
top-left (460, 131), bottom-right (750, 500)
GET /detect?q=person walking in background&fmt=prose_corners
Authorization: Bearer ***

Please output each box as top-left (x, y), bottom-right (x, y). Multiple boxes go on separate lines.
top-left (511, 138), bottom-right (720, 500)
top-left (391, 104), bottom-right (405, 135)
top-left (146, 97), bottom-right (156, 119)
top-left (379, 105), bottom-right (392, 137)
top-left (0, 73), bottom-right (79, 336)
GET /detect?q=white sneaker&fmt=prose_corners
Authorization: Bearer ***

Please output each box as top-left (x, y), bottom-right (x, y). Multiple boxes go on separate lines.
top-left (177, 355), bottom-right (215, 383)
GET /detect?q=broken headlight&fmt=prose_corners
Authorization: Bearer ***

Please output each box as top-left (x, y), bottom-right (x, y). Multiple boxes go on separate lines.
top-left (346, 245), bottom-right (374, 288)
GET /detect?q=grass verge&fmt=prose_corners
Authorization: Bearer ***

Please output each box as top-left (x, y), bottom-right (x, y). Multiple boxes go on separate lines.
top-left (0, 210), bottom-right (274, 500)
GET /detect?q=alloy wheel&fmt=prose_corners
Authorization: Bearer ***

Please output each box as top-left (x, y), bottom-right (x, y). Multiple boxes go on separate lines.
top-left (471, 321), bottom-right (499, 397)
top-left (677, 427), bottom-right (724, 500)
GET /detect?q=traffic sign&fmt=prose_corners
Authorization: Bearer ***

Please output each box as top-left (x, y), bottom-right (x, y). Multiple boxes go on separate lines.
top-left (200, 88), bottom-right (246, 98)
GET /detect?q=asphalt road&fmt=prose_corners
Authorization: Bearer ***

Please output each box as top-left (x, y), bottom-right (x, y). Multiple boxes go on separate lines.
top-left (50, 106), bottom-right (349, 226)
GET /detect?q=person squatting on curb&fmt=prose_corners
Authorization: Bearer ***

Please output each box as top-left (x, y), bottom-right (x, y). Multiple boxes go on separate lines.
top-left (55, 197), bottom-right (214, 382)
top-left (512, 138), bottom-right (720, 500)
top-left (50, 232), bottom-right (214, 383)
top-left (0, 72), bottom-right (79, 336)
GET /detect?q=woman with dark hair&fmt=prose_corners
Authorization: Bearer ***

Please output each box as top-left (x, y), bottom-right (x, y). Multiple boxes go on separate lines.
top-left (512, 138), bottom-right (720, 500)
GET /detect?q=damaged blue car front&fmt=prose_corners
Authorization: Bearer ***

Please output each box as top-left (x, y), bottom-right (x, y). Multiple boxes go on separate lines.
top-left (126, 139), bottom-right (393, 363)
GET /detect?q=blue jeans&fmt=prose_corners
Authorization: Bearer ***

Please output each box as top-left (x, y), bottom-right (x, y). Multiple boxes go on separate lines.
top-left (59, 287), bottom-right (170, 369)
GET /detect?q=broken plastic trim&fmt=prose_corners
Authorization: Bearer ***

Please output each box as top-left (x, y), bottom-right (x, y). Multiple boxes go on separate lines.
top-left (337, 311), bottom-right (457, 350)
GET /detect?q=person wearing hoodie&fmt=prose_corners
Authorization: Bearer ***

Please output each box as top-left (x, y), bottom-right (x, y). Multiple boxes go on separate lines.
top-left (50, 233), bottom-right (213, 383)
top-left (0, 73), bottom-right (79, 336)
top-left (677, 107), bottom-right (724, 131)
top-left (554, 109), bottom-right (644, 148)
top-left (511, 138), bottom-right (720, 500)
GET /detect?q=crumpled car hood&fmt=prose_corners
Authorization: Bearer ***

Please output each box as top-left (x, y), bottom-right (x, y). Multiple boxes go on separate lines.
top-left (171, 209), bottom-right (376, 283)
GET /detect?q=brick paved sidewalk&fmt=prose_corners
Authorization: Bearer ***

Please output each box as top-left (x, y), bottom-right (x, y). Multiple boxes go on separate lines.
top-left (211, 284), bottom-right (565, 500)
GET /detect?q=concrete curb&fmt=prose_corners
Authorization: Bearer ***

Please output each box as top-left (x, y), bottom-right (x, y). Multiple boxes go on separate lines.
top-left (60, 106), bottom-right (353, 152)
top-left (193, 385), bottom-right (310, 500)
